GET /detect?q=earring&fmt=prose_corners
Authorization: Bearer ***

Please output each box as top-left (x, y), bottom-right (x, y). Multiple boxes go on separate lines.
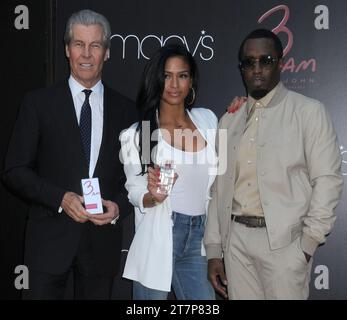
top-left (187, 87), bottom-right (196, 105)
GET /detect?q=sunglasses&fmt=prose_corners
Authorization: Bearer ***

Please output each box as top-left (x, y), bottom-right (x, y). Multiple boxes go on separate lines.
top-left (239, 55), bottom-right (278, 70)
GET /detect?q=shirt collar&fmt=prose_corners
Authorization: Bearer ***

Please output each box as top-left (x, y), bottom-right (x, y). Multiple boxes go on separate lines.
top-left (247, 83), bottom-right (279, 114)
top-left (68, 75), bottom-right (103, 99)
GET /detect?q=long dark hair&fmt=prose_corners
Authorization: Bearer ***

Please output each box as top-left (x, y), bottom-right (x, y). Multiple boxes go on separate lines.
top-left (136, 43), bottom-right (199, 174)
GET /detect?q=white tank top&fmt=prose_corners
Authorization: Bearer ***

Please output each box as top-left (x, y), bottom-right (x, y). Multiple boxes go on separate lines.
top-left (160, 139), bottom-right (210, 216)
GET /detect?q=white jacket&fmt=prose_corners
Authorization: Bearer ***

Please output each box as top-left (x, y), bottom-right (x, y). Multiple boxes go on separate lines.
top-left (120, 108), bottom-right (218, 291)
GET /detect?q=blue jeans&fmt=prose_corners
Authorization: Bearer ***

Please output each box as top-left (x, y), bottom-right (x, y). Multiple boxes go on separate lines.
top-left (133, 211), bottom-right (215, 300)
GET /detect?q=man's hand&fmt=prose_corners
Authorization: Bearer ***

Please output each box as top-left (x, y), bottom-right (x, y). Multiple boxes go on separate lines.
top-left (86, 199), bottom-right (119, 226)
top-left (208, 258), bottom-right (228, 299)
top-left (61, 191), bottom-right (88, 223)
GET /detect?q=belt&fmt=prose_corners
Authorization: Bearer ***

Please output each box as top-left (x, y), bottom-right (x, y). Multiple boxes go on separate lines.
top-left (231, 214), bottom-right (266, 228)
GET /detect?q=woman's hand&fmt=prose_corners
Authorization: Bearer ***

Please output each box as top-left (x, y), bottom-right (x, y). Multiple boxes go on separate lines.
top-left (147, 166), bottom-right (168, 203)
top-left (147, 166), bottom-right (178, 204)
top-left (227, 96), bottom-right (247, 113)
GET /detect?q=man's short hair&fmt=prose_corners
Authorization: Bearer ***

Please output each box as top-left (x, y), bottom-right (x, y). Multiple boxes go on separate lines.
top-left (238, 29), bottom-right (283, 61)
top-left (64, 9), bottom-right (111, 49)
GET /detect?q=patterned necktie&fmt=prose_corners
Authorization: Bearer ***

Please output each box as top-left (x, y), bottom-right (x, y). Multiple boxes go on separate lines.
top-left (80, 89), bottom-right (92, 169)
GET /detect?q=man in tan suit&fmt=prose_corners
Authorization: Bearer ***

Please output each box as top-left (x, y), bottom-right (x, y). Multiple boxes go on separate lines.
top-left (204, 29), bottom-right (343, 299)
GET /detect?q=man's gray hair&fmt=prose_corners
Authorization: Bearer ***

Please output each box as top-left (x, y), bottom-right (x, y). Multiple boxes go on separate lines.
top-left (64, 9), bottom-right (111, 48)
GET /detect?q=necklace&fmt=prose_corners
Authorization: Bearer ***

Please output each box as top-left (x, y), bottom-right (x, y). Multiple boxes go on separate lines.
top-left (157, 109), bottom-right (190, 129)
top-left (175, 123), bottom-right (184, 129)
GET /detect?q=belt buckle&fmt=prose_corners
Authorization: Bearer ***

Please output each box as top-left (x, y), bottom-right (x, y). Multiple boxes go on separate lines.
top-left (247, 220), bottom-right (257, 228)
top-left (247, 217), bottom-right (264, 228)
top-left (255, 217), bottom-right (265, 228)
top-left (253, 218), bottom-right (260, 228)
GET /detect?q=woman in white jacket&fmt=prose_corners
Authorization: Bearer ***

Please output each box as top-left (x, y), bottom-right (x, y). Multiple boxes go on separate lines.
top-left (121, 44), bottom-right (218, 299)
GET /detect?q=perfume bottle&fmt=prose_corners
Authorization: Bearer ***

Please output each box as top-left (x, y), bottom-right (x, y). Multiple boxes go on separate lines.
top-left (157, 161), bottom-right (175, 195)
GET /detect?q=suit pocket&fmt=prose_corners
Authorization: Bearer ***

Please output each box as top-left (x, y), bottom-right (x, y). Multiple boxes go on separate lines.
top-left (293, 236), bottom-right (309, 265)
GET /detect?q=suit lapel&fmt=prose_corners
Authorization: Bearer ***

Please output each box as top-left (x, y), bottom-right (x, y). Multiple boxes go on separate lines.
top-left (59, 82), bottom-right (79, 133)
top-left (57, 82), bottom-right (89, 174)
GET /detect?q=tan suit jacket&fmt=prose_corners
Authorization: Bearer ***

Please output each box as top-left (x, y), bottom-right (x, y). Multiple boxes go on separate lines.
top-left (204, 82), bottom-right (343, 259)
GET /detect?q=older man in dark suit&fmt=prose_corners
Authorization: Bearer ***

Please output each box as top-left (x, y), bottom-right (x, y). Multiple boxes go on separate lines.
top-left (3, 9), bottom-right (135, 299)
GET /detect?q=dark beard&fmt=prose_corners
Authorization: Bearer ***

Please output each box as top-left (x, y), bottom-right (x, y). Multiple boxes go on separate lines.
top-left (250, 89), bottom-right (268, 99)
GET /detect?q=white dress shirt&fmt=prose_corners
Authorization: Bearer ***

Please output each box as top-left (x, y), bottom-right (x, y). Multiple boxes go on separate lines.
top-left (68, 76), bottom-right (104, 178)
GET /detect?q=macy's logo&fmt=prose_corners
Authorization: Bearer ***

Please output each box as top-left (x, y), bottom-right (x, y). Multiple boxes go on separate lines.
top-left (110, 30), bottom-right (214, 61)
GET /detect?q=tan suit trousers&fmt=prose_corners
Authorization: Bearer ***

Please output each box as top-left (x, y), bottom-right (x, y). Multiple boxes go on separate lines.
top-left (224, 220), bottom-right (313, 300)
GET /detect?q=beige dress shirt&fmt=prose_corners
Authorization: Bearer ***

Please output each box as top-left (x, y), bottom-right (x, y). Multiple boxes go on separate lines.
top-left (232, 86), bottom-right (277, 217)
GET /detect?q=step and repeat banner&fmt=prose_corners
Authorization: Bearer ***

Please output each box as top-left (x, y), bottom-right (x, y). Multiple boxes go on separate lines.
top-left (5, 0), bottom-right (346, 299)
top-left (54, 0), bottom-right (347, 300)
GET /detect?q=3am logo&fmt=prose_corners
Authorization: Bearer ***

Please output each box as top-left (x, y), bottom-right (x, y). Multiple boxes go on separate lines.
top-left (257, 5), bottom-right (326, 90)
top-left (258, 5), bottom-right (292, 57)
top-left (258, 5), bottom-right (329, 56)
